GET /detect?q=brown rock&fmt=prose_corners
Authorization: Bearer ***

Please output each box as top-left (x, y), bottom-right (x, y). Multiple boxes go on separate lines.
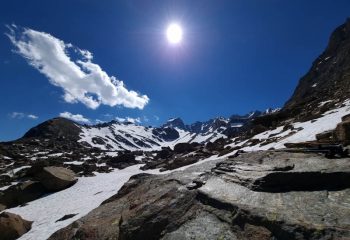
top-left (37, 167), bottom-right (77, 191)
top-left (342, 114), bottom-right (350, 122)
top-left (315, 130), bottom-right (335, 141)
top-left (335, 120), bottom-right (350, 145)
top-left (0, 181), bottom-right (47, 209)
top-left (0, 212), bottom-right (32, 240)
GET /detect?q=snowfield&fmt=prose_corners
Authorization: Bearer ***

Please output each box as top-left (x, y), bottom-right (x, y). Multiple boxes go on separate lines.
top-left (4, 157), bottom-right (222, 240)
top-left (6, 165), bottom-right (160, 240)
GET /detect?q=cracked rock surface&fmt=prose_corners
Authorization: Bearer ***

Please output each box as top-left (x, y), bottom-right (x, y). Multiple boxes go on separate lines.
top-left (49, 151), bottom-right (350, 240)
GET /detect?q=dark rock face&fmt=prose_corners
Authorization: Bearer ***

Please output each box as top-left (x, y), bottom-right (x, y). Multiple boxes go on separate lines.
top-left (152, 128), bottom-right (180, 141)
top-left (36, 167), bottom-right (77, 191)
top-left (0, 212), bottom-right (32, 240)
top-left (284, 19), bottom-right (350, 119)
top-left (48, 151), bottom-right (350, 240)
top-left (106, 153), bottom-right (138, 169)
top-left (173, 143), bottom-right (196, 154)
top-left (162, 118), bottom-right (188, 130)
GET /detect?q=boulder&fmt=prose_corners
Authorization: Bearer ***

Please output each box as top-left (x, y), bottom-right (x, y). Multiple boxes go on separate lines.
top-left (173, 142), bottom-right (196, 154)
top-left (342, 114), bottom-right (350, 122)
top-left (157, 147), bottom-right (173, 159)
top-left (36, 167), bottom-right (77, 191)
top-left (335, 120), bottom-right (350, 145)
top-left (160, 157), bottom-right (199, 171)
top-left (107, 153), bottom-right (138, 169)
top-left (315, 130), bottom-right (335, 141)
top-left (205, 141), bottom-right (224, 151)
top-left (0, 212), bottom-right (32, 240)
top-left (0, 181), bottom-right (47, 209)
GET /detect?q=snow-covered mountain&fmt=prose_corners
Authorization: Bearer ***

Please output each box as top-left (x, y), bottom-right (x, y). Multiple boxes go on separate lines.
top-left (6, 108), bottom-right (276, 152)
top-left (39, 110), bottom-right (278, 151)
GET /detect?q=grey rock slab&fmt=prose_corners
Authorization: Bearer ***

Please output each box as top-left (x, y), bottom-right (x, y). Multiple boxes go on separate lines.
top-left (199, 176), bottom-right (350, 235)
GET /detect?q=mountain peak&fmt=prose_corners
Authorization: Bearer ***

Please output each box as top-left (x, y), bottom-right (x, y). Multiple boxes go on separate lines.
top-left (22, 117), bottom-right (81, 140)
top-left (162, 117), bottom-right (187, 130)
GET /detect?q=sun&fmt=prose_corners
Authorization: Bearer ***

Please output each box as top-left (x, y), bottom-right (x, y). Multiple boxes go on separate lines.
top-left (166, 23), bottom-right (183, 44)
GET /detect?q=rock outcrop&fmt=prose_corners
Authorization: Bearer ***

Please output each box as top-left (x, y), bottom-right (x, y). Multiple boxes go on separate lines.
top-left (213, 151), bottom-right (350, 192)
top-left (48, 151), bottom-right (350, 240)
top-left (0, 212), bottom-right (32, 240)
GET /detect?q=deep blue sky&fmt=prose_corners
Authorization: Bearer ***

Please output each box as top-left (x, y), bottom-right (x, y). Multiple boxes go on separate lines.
top-left (0, 0), bottom-right (349, 141)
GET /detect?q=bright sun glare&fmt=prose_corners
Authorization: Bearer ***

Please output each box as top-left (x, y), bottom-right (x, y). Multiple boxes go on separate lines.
top-left (166, 23), bottom-right (183, 44)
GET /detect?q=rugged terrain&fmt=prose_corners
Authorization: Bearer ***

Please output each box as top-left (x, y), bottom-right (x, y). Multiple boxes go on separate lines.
top-left (0, 19), bottom-right (350, 240)
top-left (49, 151), bottom-right (350, 240)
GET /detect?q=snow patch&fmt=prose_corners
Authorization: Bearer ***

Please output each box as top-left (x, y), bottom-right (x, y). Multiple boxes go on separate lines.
top-left (6, 165), bottom-right (160, 240)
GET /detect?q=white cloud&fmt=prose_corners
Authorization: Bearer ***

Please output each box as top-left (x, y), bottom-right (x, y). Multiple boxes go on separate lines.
top-left (10, 112), bottom-right (38, 120)
top-left (27, 114), bottom-right (38, 119)
top-left (115, 117), bottom-right (141, 124)
top-left (59, 112), bottom-right (90, 123)
top-left (7, 25), bottom-right (149, 110)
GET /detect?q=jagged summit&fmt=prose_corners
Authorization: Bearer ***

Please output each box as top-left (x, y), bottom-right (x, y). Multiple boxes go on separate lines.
top-left (162, 117), bottom-right (187, 130)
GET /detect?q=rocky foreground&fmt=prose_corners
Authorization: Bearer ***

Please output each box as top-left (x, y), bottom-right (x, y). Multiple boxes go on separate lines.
top-left (48, 150), bottom-right (350, 240)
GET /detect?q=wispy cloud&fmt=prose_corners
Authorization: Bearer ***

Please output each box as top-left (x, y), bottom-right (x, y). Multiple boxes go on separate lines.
top-left (7, 24), bottom-right (149, 110)
top-left (9, 112), bottom-right (38, 120)
top-left (27, 114), bottom-right (39, 119)
top-left (59, 111), bottom-right (90, 123)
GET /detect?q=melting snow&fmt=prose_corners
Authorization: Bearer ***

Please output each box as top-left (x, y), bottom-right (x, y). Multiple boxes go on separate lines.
top-left (4, 153), bottom-right (226, 240)
top-left (319, 100), bottom-right (333, 107)
top-left (234, 100), bottom-right (350, 151)
top-left (0, 181), bottom-right (19, 191)
top-left (4, 166), bottom-right (31, 177)
top-left (6, 165), bottom-right (160, 240)
top-left (63, 161), bottom-right (84, 165)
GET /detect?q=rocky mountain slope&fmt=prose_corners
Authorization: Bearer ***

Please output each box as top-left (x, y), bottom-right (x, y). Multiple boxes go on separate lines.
top-left (285, 18), bottom-right (350, 113)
